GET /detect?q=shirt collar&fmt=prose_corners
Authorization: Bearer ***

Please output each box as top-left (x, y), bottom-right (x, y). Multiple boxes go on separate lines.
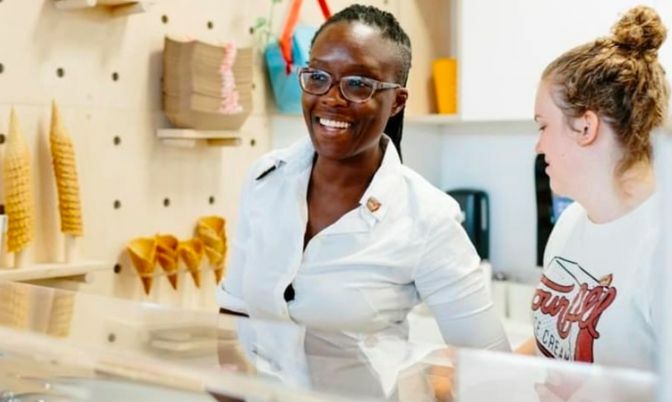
top-left (269, 136), bottom-right (315, 176)
top-left (274, 134), bottom-right (403, 223)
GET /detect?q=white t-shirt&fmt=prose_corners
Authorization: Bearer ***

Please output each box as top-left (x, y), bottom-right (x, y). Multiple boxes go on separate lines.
top-left (532, 193), bottom-right (663, 370)
top-left (217, 136), bottom-right (509, 352)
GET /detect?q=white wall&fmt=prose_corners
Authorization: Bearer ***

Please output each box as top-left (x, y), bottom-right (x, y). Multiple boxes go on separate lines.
top-left (439, 122), bottom-right (539, 277)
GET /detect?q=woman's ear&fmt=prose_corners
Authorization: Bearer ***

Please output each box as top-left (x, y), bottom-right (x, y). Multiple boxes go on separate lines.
top-left (576, 110), bottom-right (600, 146)
top-left (390, 88), bottom-right (409, 117)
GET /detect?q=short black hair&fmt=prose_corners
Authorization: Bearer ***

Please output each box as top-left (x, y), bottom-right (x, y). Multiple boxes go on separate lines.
top-left (311, 4), bottom-right (412, 85)
top-left (311, 4), bottom-right (412, 160)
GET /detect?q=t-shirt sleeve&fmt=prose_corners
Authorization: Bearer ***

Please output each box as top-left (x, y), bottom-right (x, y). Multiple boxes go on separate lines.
top-left (414, 213), bottom-right (510, 351)
top-left (635, 226), bottom-right (664, 342)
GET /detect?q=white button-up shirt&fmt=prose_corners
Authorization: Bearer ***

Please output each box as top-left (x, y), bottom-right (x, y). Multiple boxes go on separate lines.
top-left (218, 136), bottom-right (509, 351)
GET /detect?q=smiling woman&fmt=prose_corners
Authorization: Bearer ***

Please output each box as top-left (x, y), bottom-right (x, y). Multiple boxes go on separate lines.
top-left (216, 4), bottom-right (509, 368)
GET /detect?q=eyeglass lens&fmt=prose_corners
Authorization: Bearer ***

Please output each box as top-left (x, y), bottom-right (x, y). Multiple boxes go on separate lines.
top-left (300, 70), bottom-right (375, 102)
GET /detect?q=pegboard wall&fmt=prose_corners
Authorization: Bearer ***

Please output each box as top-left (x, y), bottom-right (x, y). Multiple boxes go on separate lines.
top-left (0, 0), bottom-right (449, 311)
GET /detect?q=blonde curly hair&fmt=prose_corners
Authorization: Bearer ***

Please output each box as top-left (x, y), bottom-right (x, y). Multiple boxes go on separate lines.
top-left (542, 6), bottom-right (670, 175)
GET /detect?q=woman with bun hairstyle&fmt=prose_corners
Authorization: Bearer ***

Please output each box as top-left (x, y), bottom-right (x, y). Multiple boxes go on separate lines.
top-left (523, 6), bottom-right (669, 370)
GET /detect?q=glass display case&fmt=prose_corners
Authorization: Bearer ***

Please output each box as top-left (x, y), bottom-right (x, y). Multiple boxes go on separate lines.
top-left (0, 281), bottom-right (658, 402)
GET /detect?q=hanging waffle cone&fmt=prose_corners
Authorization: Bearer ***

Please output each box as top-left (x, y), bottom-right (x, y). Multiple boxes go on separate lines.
top-left (195, 216), bottom-right (227, 284)
top-left (155, 234), bottom-right (179, 290)
top-left (47, 292), bottom-right (75, 338)
top-left (2, 109), bottom-right (35, 253)
top-left (177, 238), bottom-right (204, 288)
top-left (127, 237), bottom-right (157, 295)
top-left (204, 247), bottom-right (225, 284)
top-left (49, 101), bottom-right (83, 236)
top-left (0, 283), bottom-right (30, 329)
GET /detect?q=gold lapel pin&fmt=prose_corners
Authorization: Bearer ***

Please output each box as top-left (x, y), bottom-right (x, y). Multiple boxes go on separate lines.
top-left (366, 197), bottom-right (381, 213)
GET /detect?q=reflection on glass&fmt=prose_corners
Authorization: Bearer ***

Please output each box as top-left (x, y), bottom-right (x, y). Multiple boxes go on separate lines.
top-left (458, 349), bottom-right (655, 402)
top-left (0, 281), bottom-right (659, 402)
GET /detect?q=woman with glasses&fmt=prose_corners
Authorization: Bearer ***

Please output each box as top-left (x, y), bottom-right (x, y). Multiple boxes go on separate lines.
top-left (520, 6), bottom-right (668, 372)
top-left (217, 4), bottom-right (509, 356)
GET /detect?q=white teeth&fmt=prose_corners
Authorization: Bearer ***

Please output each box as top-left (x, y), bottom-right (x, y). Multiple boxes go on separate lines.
top-left (319, 118), bottom-right (351, 129)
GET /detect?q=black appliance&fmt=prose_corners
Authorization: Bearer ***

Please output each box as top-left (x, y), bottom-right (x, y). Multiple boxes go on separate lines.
top-left (447, 189), bottom-right (490, 260)
top-left (535, 154), bottom-right (573, 267)
top-left (535, 154), bottom-right (553, 267)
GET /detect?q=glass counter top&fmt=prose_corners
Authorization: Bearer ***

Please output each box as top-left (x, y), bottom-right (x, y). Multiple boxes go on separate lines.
top-left (0, 281), bottom-right (658, 402)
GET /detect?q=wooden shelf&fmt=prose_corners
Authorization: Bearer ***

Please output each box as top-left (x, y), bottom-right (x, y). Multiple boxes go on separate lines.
top-left (405, 114), bottom-right (461, 125)
top-left (156, 129), bottom-right (242, 147)
top-left (54, 0), bottom-right (155, 16)
top-left (0, 261), bottom-right (109, 282)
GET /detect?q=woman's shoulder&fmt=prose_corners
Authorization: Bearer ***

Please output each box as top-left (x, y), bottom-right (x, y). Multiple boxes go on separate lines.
top-left (248, 138), bottom-right (314, 181)
top-left (396, 166), bottom-right (462, 222)
top-left (554, 201), bottom-right (585, 228)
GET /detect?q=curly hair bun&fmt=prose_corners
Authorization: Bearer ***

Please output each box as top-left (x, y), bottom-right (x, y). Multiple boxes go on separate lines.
top-left (612, 6), bottom-right (667, 54)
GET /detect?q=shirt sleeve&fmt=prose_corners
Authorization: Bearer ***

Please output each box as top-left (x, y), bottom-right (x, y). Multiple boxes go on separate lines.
top-left (638, 225), bottom-right (664, 343)
top-left (414, 215), bottom-right (510, 351)
top-left (216, 167), bottom-right (256, 314)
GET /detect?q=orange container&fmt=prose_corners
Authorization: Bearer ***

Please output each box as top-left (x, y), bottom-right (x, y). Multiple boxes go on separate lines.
top-left (432, 58), bottom-right (458, 115)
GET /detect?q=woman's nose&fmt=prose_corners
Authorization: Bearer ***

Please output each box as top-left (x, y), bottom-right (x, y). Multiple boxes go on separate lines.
top-left (320, 82), bottom-right (348, 106)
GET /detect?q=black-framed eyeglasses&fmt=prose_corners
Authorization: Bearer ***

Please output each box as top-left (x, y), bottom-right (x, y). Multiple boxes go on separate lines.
top-left (298, 67), bottom-right (402, 103)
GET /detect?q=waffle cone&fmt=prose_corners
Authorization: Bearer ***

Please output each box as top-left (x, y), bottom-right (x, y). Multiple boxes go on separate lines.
top-left (178, 238), bottom-right (204, 288)
top-left (49, 101), bottom-right (83, 236)
top-left (2, 109), bottom-right (35, 253)
top-left (214, 268), bottom-right (224, 284)
top-left (141, 277), bottom-right (154, 295)
top-left (204, 244), bottom-right (224, 267)
top-left (197, 216), bottom-right (225, 234)
top-left (47, 292), bottom-right (75, 338)
top-left (155, 234), bottom-right (179, 290)
top-left (195, 216), bottom-right (228, 284)
top-left (0, 283), bottom-right (30, 329)
top-left (165, 272), bottom-right (178, 290)
top-left (127, 237), bottom-right (157, 295)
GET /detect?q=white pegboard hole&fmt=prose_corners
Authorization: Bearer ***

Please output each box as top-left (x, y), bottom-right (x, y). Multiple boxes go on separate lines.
top-left (113, 136), bottom-right (122, 146)
top-left (0, 133), bottom-right (5, 145)
top-left (161, 15), bottom-right (169, 24)
top-left (250, 138), bottom-right (256, 147)
top-left (207, 21), bottom-right (214, 30)
top-left (163, 197), bottom-right (170, 207)
top-left (112, 72), bottom-right (119, 81)
top-left (0, 63), bottom-right (4, 74)
top-left (209, 196), bottom-right (215, 205)
top-left (56, 67), bottom-right (65, 78)
top-left (113, 200), bottom-right (122, 209)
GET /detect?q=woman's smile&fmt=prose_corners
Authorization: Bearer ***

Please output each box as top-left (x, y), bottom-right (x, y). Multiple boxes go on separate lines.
top-left (314, 115), bottom-right (354, 139)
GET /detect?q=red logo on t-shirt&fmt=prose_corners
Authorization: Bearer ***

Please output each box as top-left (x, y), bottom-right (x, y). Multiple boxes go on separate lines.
top-left (531, 257), bottom-right (617, 362)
